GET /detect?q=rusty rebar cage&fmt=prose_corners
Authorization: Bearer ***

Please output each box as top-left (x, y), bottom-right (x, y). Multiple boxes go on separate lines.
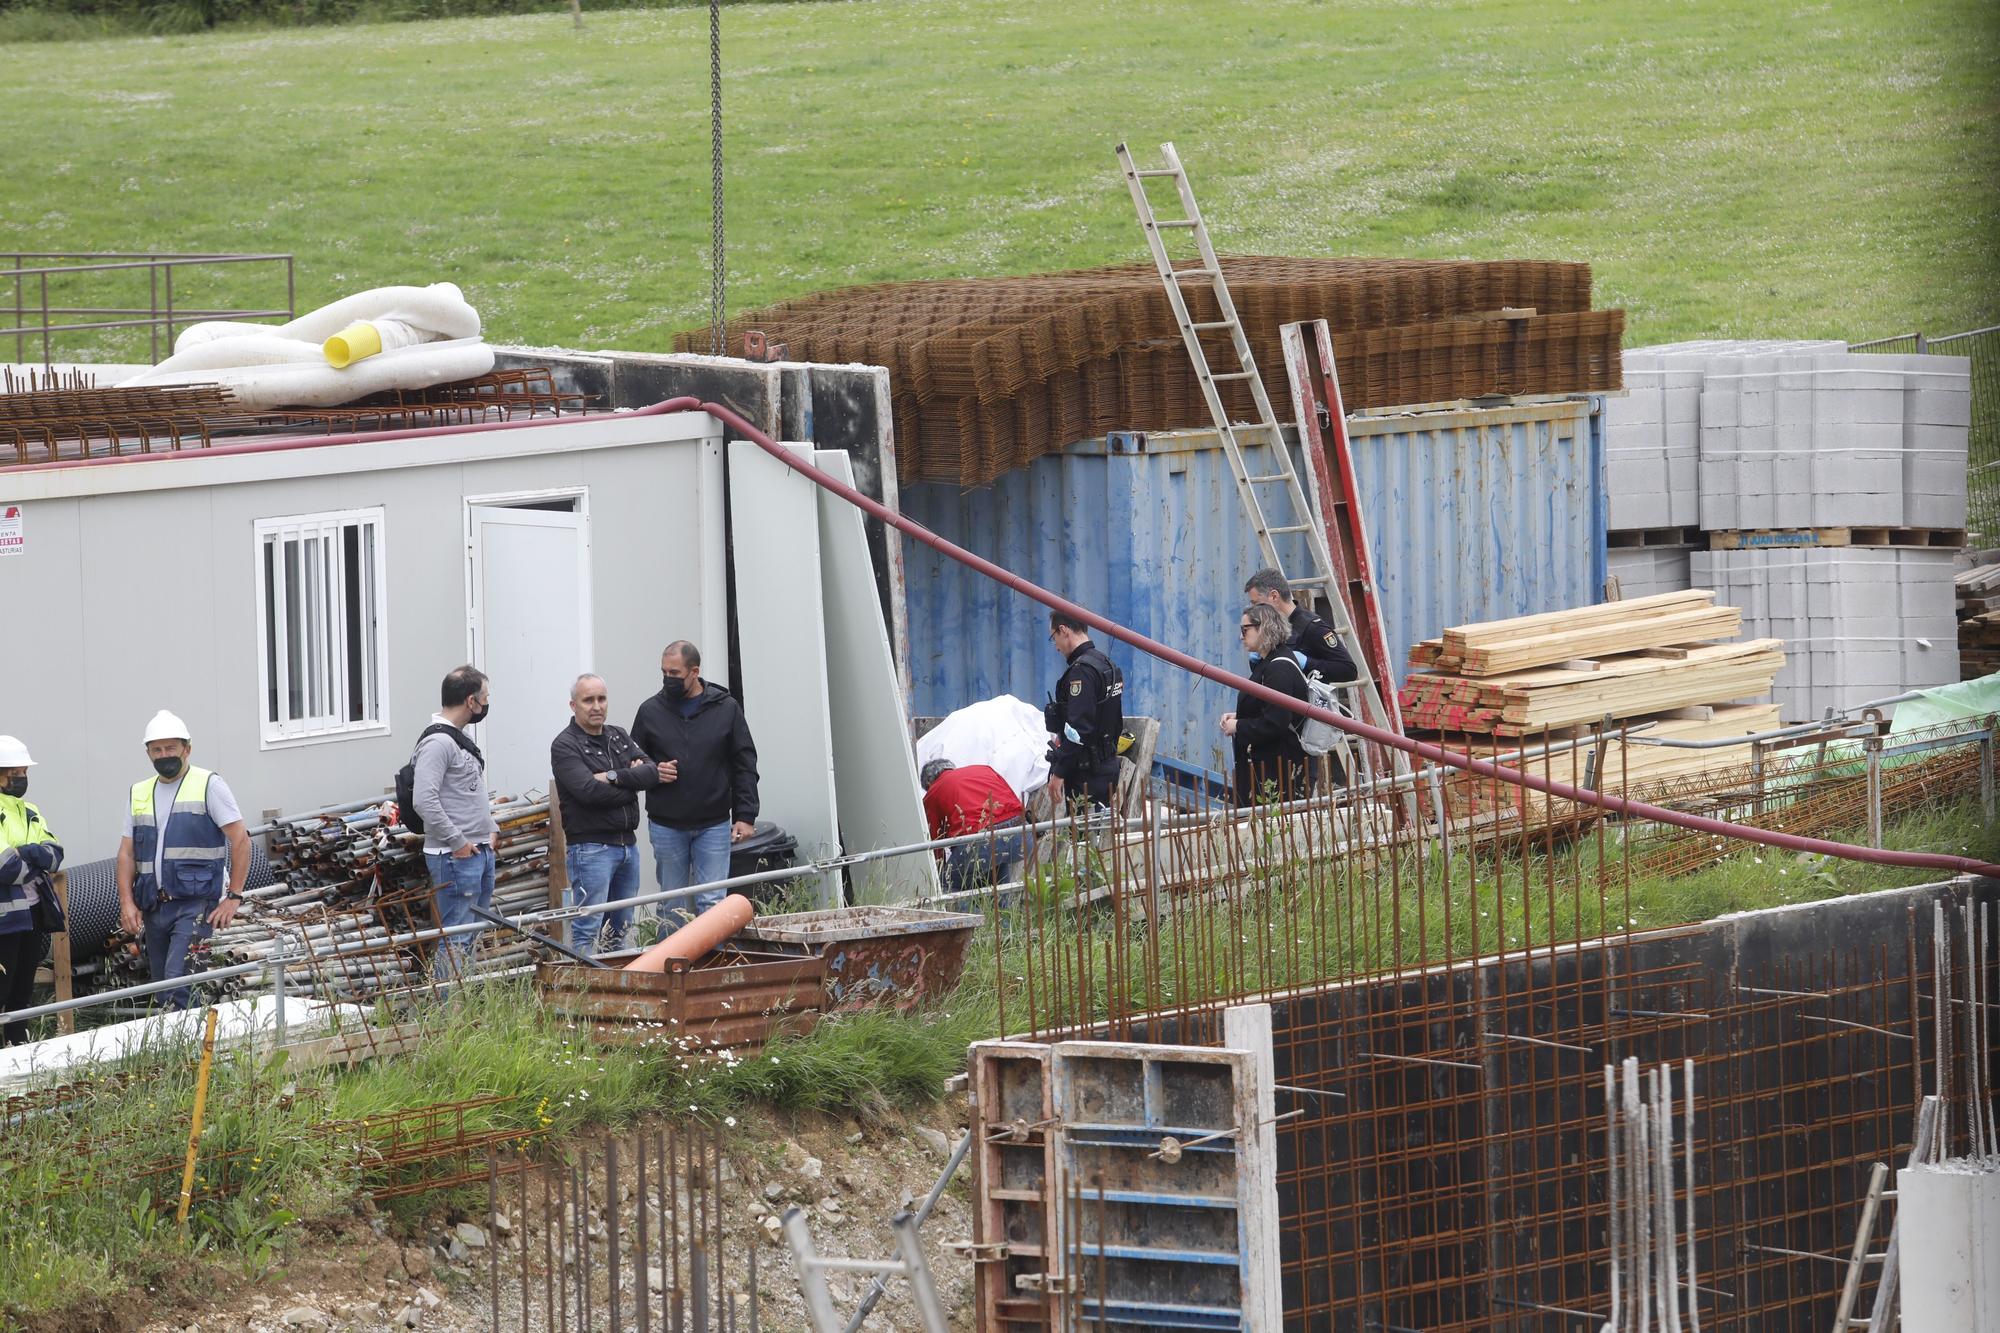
top-left (985, 717), bottom-right (1997, 1332)
top-left (0, 366), bottom-right (589, 467)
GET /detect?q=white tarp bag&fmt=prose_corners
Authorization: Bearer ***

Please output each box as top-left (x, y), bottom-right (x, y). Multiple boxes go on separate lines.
top-left (915, 695), bottom-right (1051, 798)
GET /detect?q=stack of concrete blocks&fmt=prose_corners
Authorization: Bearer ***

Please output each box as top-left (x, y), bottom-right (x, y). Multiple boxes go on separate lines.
top-left (1693, 351), bottom-right (1971, 532)
top-left (1606, 341), bottom-right (1973, 718)
top-left (1691, 547), bottom-right (1959, 719)
top-left (1604, 341), bottom-right (1839, 602)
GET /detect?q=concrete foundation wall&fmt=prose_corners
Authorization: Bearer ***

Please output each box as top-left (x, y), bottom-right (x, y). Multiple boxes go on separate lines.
top-left (1095, 877), bottom-right (1997, 1333)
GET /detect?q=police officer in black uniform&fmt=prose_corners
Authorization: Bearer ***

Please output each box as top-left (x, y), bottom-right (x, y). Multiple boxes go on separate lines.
top-left (1244, 568), bottom-right (1359, 686)
top-left (1043, 611), bottom-right (1125, 811)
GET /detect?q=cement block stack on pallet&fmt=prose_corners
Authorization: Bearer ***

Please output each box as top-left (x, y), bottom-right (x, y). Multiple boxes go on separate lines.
top-left (1693, 547), bottom-right (1958, 720)
top-left (1604, 340), bottom-right (1846, 601)
top-left (1604, 340), bottom-right (1975, 718)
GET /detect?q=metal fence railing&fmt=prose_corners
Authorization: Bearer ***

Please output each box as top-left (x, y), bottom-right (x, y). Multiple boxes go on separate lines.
top-left (3, 252), bottom-right (296, 367)
top-left (1854, 324), bottom-right (2000, 540)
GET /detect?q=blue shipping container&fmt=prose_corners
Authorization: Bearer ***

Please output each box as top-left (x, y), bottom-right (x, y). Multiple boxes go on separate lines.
top-left (900, 399), bottom-right (1606, 780)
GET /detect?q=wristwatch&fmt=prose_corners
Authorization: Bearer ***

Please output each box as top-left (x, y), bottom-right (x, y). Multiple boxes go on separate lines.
top-left (223, 892), bottom-right (244, 902)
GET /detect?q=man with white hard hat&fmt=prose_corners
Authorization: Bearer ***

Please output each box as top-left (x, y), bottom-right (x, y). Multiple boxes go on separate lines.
top-left (0, 735), bottom-right (65, 1044)
top-left (115, 711), bottom-right (252, 1010)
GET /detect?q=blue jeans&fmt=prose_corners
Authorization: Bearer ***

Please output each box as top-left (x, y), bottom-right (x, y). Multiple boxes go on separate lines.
top-left (943, 819), bottom-right (1028, 893)
top-left (566, 841), bottom-right (640, 957)
top-left (425, 846), bottom-right (496, 981)
top-left (649, 820), bottom-right (732, 920)
top-left (143, 895), bottom-right (214, 1011)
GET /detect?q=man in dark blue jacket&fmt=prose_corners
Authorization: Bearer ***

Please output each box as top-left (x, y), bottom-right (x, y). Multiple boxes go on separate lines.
top-left (630, 641), bottom-right (760, 920)
top-left (1043, 612), bottom-right (1124, 811)
top-left (1244, 568), bottom-right (1359, 686)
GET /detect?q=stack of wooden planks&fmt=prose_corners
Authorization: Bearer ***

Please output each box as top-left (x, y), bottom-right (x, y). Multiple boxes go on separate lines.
top-left (1438, 703), bottom-right (1781, 823)
top-left (1411, 591), bottom-right (1743, 675)
top-left (1957, 558), bottom-right (2000, 680)
top-left (1401, 592), bottom-right (1782, 737)
top-left (1405, 592), bottom-right (1787, 836)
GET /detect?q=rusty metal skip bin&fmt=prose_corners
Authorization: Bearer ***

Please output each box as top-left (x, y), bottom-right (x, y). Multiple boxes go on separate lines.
top-left (536, 946), bottom-right (824, 1051)
top-left (740, 905), bottom-right (983, 1010)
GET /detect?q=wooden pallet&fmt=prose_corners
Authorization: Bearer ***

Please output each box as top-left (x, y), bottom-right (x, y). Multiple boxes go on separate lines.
top-left (1607, 526), bottom-right (1702, 550)
top-left (1709, 526), bottom-right (1967, 551)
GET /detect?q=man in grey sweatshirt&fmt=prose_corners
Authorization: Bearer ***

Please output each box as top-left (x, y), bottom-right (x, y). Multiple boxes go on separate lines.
top-left (413, 664), bottom-right (498, 981)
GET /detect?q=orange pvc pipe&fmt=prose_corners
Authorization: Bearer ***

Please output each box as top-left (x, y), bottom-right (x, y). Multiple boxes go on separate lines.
top-left (623, 894), bottom-right (755, 973)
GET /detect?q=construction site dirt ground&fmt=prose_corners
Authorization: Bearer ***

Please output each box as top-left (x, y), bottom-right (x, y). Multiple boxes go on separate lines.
top-left (107, 1101), bottom-right (975, 1333)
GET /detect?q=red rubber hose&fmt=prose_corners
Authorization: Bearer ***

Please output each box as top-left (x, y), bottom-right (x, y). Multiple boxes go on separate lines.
top-left (699, 399), bottom-right (2000, 880)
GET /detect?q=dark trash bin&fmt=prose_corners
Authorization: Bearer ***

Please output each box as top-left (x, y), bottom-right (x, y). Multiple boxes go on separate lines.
top-left (729, 821), bottom-right (799, 902)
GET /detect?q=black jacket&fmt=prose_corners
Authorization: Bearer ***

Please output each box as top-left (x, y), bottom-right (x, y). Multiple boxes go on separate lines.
top-left (1045, 640), bottom-right (1124, 782)
top-left (1288, 605), bottom-right (1359, 684)
top-left (1232, 652), bottom-right (1311, 803)
top-left (630, 682), bottom-right (761, 830)
top-left (550, 720), bottom-right (660, 846)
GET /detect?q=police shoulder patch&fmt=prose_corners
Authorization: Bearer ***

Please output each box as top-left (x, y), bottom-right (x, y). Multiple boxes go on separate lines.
top-left (1322, 632), bottom-right (1339, 649)
top-left (1069, 678), bottom-right (1083, 697)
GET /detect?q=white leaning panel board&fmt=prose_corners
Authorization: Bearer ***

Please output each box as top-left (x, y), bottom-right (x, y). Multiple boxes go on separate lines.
top-left (813, 450), bottom-right (936, 904)
top-left (730, 440), bottom-right (841, 906)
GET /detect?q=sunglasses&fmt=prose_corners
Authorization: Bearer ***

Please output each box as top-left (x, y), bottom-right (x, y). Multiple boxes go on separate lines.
top-left (1239, 623), bottom-right (1255, 635)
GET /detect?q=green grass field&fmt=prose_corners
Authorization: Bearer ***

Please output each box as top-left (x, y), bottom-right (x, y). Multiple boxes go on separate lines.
top-left (3, 0), bottom-right (1996, 363)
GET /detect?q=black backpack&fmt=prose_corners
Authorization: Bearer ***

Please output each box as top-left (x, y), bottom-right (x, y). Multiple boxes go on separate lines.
top-left (393, 723), bottom-right (483, 836)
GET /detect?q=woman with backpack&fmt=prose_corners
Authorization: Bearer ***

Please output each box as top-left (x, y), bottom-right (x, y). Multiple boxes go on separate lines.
top-left (1221, 602), bottom-right (1313, 807)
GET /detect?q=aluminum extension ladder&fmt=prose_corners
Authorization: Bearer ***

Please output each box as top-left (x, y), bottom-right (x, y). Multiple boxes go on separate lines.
top-left (784, 1207), bottom-right (949, 1333)
top-left (1116, 140), bottom-right (1401, 743)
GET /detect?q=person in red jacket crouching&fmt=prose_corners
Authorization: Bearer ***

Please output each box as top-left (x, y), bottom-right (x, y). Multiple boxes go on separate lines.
top-left (920, 760), bottom-right (1027, 893)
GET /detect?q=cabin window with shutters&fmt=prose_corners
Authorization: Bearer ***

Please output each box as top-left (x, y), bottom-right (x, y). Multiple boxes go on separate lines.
top-left (254, 508), bottom-right (391, 747)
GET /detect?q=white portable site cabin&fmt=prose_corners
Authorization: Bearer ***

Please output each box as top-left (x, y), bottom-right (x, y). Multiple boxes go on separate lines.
top-left (0, 395), bottom-right (932, 903)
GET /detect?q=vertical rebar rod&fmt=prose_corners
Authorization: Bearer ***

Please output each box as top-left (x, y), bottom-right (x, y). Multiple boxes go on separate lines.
top-left (667, 1122), bottom-right (681, 1310)
top-left (578, 1155), bottom-right (592, 1333)
top-left (1865, 738), bottom-right (1883, 848)
top-left (1979, 899), bottom-right (1995, 1158)
top-left (691, 1239), bottom-right (710, 1333)
top-left (1980, 723), bottom-right (1994, 821)
top-left (713, 1121), bottom-right (726, 1332)
top-left (541, 1163), bottom-right (554, 1332)
top-left (1656, 1064), bottom-right (1682, 1333)
top-left (556, 1164), bottom-right (569, 1332)
top-left (607, 1136), bottom-right (622, 1333)
top-left (487, 1146), bottom-right (500, 1333)
top-left (1606, 1064), bottom-right (1622, 1321)
top-left (1684, 1056), bottom-right (1700, 1333)
top-left (519, 1151), bottom-right (530, 1333)
top-left (1934, 899), bottom-right (1952, 1157)
top-left (637, 1127), bottom-right (652, 1333)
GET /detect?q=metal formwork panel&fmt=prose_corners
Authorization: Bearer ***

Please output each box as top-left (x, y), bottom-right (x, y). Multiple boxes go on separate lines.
top-left (1049, 1038), bottom-right (1277, 1331)
top-left (971, 1041), bottom-right (1060, 1331)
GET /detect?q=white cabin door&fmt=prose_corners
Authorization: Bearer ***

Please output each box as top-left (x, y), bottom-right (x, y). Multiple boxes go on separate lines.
top-left (467, 495), bottom-right (592, 800)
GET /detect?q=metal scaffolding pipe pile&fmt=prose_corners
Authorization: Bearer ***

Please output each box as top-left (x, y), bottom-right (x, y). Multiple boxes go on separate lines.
top-left (189, 796), bottom-right (557, 1004)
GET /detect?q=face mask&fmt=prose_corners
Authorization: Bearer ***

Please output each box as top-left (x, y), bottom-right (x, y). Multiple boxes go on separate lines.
top-left (1247, 651), bottom-right (1263, 664)
top-left (661, 675), bottom-right (688, 702)
top-left (0, 777), bottom-right (25, 799)
top-left (153, 755), bottom-right (184, 780)
top-left (468, 702), bottom-right (490, 725)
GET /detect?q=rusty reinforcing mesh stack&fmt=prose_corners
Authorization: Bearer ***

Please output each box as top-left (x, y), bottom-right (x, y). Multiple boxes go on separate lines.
top-left (676, 257), bottom-right (1624, 485)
